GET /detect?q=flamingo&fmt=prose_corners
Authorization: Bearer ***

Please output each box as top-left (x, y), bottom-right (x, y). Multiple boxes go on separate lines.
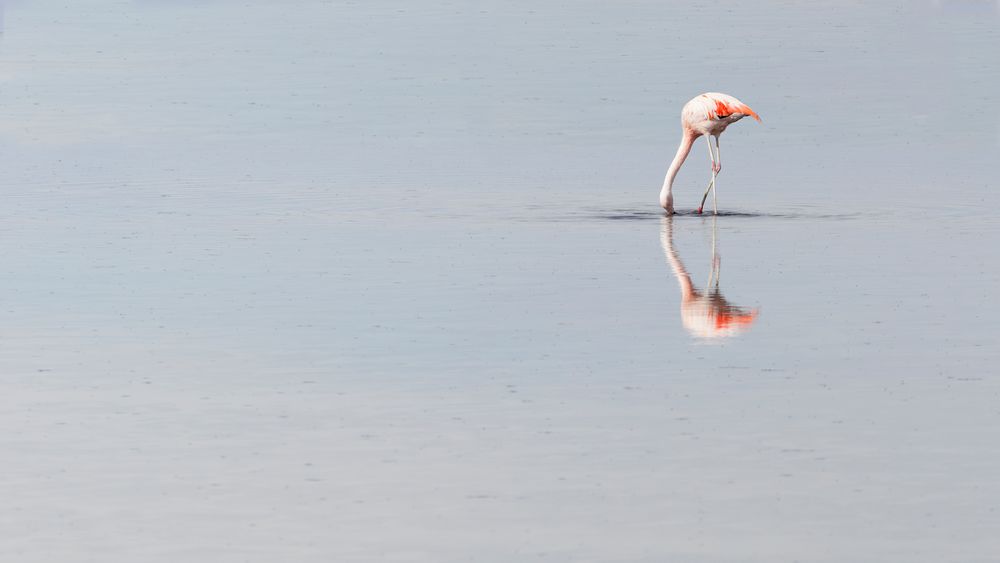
top-left (659, 93), bottom-right (760, 215)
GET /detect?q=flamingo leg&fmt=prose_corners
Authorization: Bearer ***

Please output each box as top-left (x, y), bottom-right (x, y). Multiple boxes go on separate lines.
top-left (712, 136), bottom-right (720, 214)
top-left (698, 135), bottom-right (719, 214)
top-left (698, 178), bottom-right (714, 214)
top-left (698, 136), bottom-right (716, 214)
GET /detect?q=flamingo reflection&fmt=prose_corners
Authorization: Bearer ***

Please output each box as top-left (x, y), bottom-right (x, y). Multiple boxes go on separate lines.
top-left (660, 216), bottom-right (758, 338)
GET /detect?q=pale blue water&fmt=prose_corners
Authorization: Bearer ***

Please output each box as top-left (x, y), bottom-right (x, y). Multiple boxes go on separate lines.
top-left (1, 1), bottom-right (999, 561)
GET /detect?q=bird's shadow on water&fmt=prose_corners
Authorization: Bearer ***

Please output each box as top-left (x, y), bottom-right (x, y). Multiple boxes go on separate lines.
top-left (570, 208), bottom-right (862, 221)
top-left (602, 209), bottom-right (781, 220)
top-left (575, 209), bottom-right (790, 221)
top-left (515, 204), bottom-right (867, 223)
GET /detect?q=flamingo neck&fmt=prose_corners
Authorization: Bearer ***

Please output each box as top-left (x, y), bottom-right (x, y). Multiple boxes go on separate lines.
top-left (660, 132), bottom-right (696, 208)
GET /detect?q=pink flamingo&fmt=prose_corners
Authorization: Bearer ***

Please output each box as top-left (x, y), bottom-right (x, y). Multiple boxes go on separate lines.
top-left (659, 93), bottom-right (760, 215)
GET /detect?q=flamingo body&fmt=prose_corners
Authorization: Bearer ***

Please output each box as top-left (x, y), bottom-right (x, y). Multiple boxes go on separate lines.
top-left (659, 93), bottom-right (760, 214)
top-left (683, 92), bottom-right (760, 136)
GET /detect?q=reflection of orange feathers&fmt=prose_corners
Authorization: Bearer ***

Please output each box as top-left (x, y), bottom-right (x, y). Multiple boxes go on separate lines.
top-left (714, 308), bottom-right (759, 330)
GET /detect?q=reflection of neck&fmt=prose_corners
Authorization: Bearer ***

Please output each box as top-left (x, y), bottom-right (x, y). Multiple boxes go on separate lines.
top-left (660, 217), bottom-right (695, 300)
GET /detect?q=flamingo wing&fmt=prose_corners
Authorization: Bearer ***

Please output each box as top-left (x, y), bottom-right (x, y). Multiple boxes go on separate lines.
top-left (702, 93), bottom-right (761, 122)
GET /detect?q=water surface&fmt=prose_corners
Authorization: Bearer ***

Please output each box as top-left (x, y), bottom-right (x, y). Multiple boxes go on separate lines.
top-left (1, 1), bottom-right (999, 562)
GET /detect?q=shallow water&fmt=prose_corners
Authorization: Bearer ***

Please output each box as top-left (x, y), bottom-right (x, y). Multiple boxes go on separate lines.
top-left (2, 1), bottom-right (999, 561)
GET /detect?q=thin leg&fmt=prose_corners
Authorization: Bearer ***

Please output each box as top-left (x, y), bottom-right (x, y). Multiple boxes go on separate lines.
top-left (712, 136), bottom-right (720, 214)
top-left (698, 177), bottom-right (714, 214)
top-left (712, 169), bottom-right (718, 214)
top-left (706, 134), bottom-right (716, 169)
top-left (698, 136), bottom-right (718, 214)
top-left (714, 136), bottom-right (721, 174)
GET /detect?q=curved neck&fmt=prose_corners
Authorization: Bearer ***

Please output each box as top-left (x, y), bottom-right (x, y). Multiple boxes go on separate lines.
top-left (659, 132), bottom-right (696, 207)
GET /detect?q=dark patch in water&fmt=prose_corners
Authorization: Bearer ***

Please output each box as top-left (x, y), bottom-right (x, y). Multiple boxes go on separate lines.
top-left (519, 207), bottom-right (866, 223)
top-left (599, 210), bottom-right (665, 221)
top-left (590, 209), bottom-right (795, 220)
top-left (580, 208), bottom-right (864, 221)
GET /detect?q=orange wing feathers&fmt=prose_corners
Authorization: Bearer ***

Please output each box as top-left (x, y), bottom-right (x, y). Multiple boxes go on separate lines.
top-left (703, 94), bottom-right (761, 122)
